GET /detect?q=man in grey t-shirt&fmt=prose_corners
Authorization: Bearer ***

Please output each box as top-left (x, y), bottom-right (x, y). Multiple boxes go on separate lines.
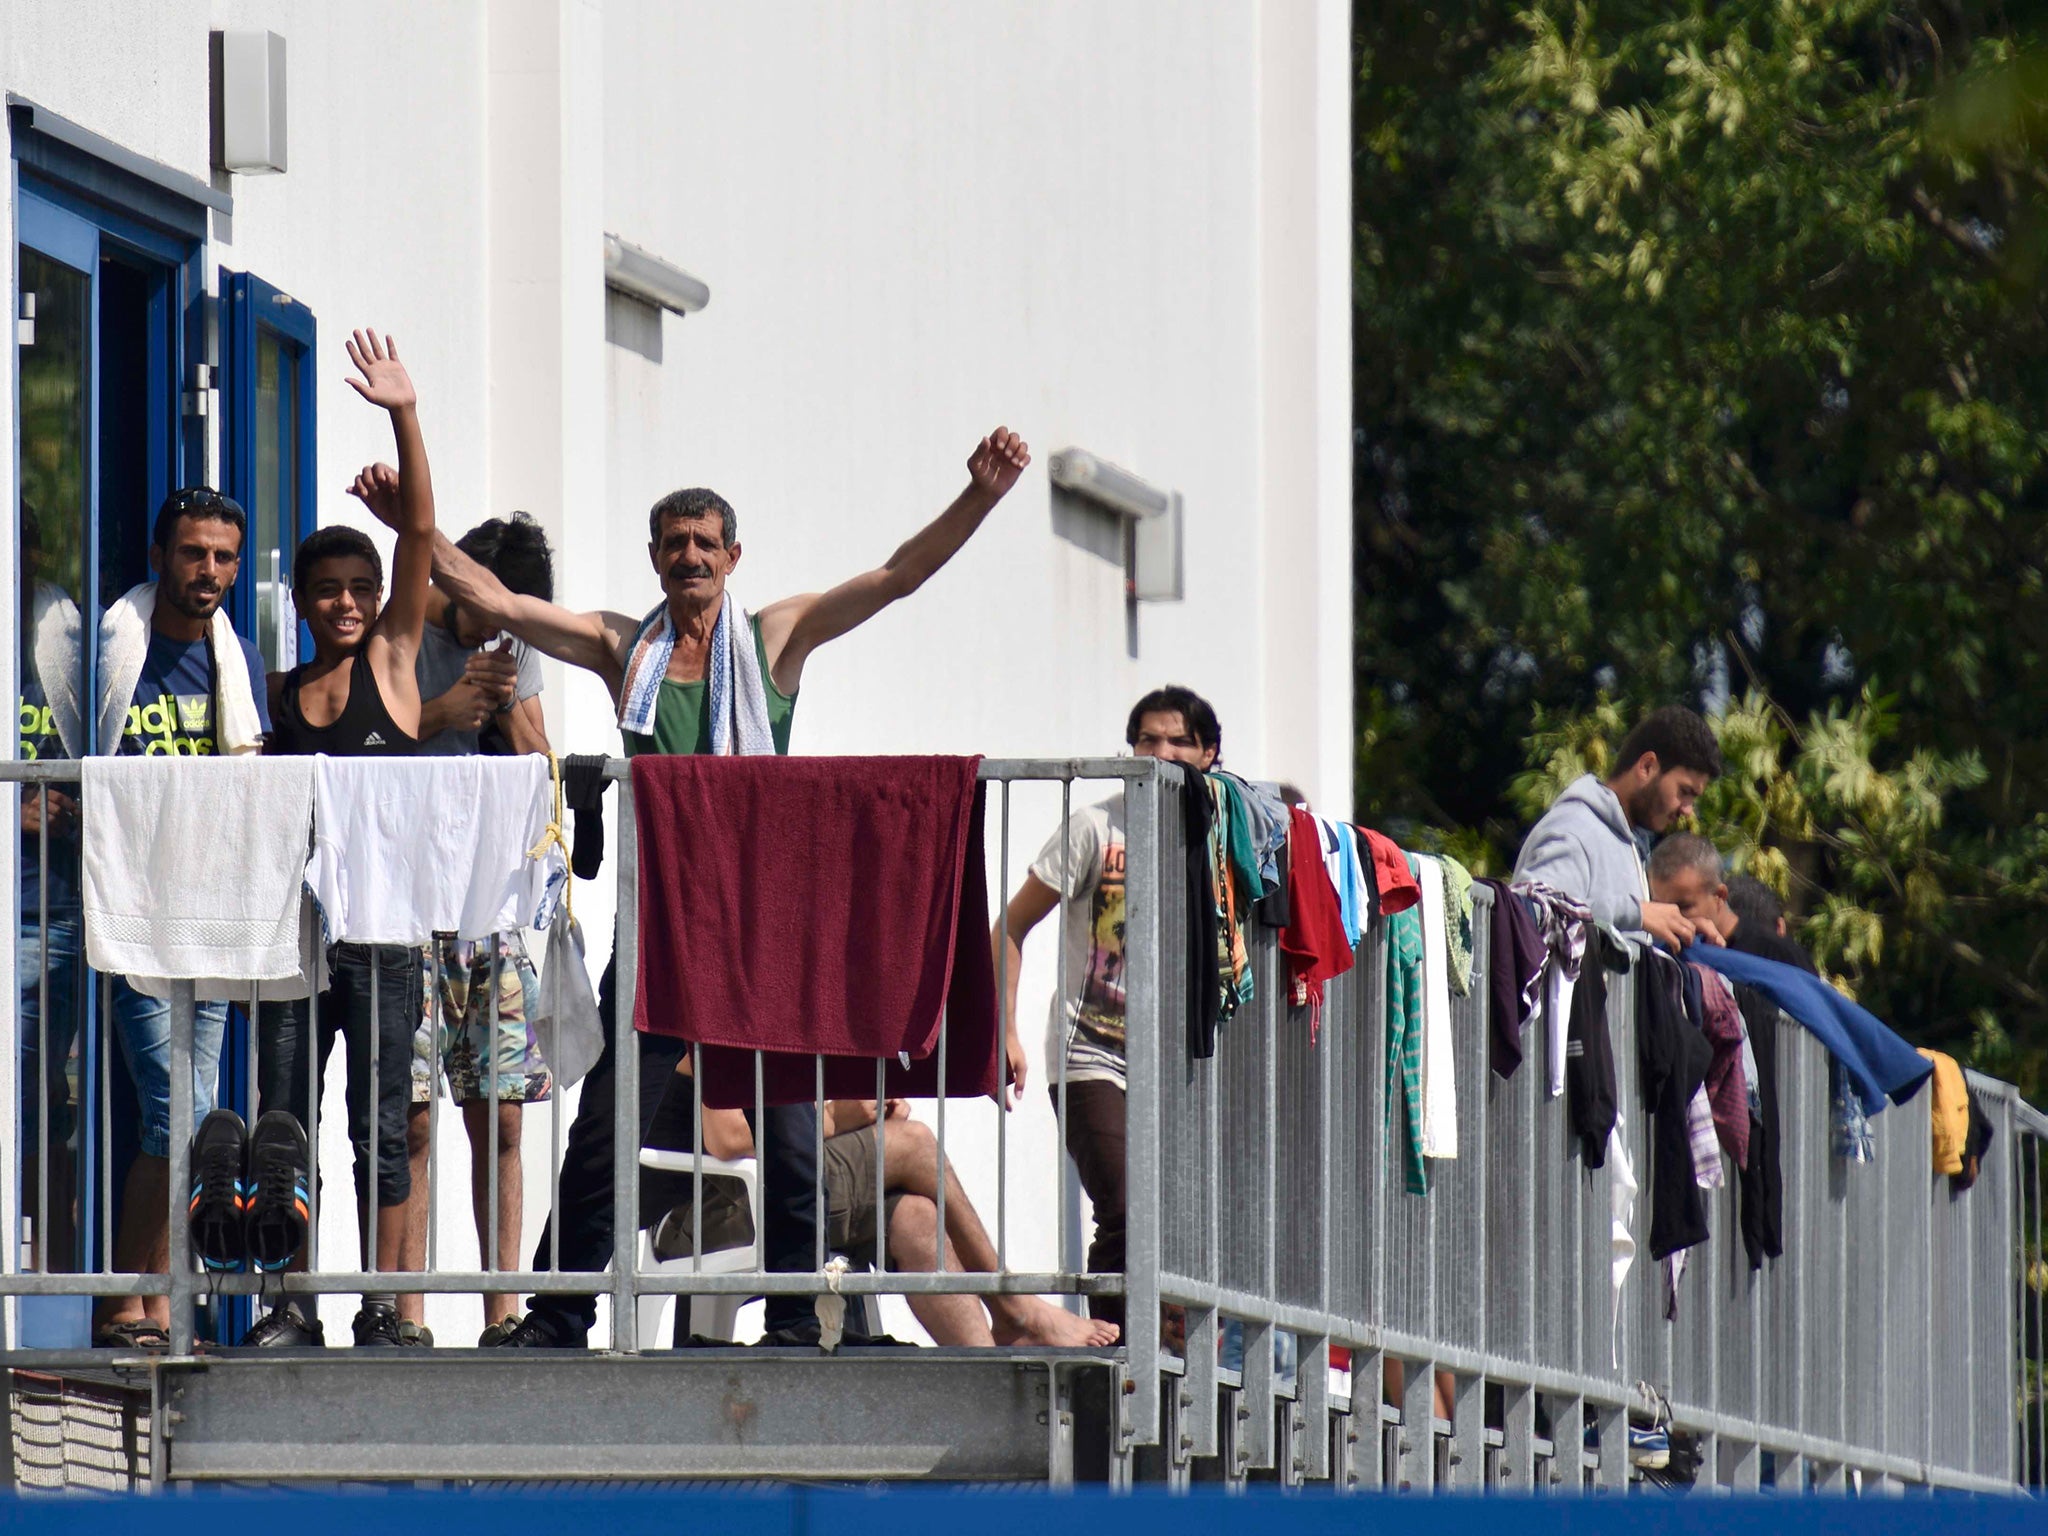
top-left (396, 512), bottom-right (555, 1343)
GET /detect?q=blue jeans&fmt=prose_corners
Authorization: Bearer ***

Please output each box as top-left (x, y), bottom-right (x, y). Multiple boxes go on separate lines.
top-left (18, 917), bottom-right (82, 1151)
top-left (110, 979), bottom-right (227, 1160)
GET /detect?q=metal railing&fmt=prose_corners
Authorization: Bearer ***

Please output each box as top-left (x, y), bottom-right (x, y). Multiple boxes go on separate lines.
top-left (1, 754), bottom-right (2041, 1492)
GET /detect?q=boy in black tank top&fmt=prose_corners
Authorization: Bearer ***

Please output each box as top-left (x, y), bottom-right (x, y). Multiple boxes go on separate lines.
top-left (246, 330), bottom-right (438, 1349)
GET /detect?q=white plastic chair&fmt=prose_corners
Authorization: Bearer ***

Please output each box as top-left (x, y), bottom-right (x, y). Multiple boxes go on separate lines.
top-left (636, 1147), bottom-right (761, 1345)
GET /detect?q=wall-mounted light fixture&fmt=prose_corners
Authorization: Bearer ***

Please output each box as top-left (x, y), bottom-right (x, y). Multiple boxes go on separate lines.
top-left (1048, 447), bottom-right (1184, 602)
top-left (211, 31), bottom-right (287, 175)
top-left (604, 234), bottom-right (711, 316)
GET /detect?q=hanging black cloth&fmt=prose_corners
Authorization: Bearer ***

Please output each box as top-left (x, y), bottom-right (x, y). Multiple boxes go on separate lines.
top-left (1640, 949), bottom-right (1711, 1261)
top-left (1735, 982), bottom-right (1785, 1268)
top-left (1952, 1073), bottom-right (1996, 1192)
top-left (1178, 761), bottom-right (1221, 1060)
top-left (563, 753), bottom-right (614, 880)
top-left (1482, 877), bottom-right (1547, 1080)
top-left (1566, 927), bottom-right (1627, 1165)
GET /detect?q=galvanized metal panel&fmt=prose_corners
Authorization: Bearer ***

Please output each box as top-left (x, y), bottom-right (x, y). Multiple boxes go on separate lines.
top-left (159, 1355), bottom-right (1068, 1482)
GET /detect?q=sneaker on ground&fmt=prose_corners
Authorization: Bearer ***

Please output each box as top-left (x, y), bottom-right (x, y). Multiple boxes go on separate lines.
top-left (242, 1303), bottom-right (325, 1347)
top-left (477, 1315), bottom-right (525, 1348)
top-left (397, 1320), bottom-right (434, 1347)
top-left (481, 1309), bottom-right (585, 1348)
top-left (1628, 1424), bottom-right (1672, 1470)
top-left (244, 1111), bottom-right (311, 1272)
top-left (188, 1108), bottom-right (249, 1272)
top-left (352, 1304), bottom-right (405, 1347)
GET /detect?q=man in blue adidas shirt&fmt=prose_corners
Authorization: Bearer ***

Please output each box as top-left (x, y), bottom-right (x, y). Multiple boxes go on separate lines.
top-left (15, 488), bottom-right (271, 1349)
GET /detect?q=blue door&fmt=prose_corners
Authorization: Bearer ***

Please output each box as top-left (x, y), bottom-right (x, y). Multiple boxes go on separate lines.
top-left (14, 177), bottom-right (199, 1342)
top-left (221, 271), bottom-right (318, 670)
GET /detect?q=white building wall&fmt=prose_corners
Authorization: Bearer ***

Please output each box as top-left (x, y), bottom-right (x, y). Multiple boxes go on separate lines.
top-left (0, 0), bottom-right (1349, 1348)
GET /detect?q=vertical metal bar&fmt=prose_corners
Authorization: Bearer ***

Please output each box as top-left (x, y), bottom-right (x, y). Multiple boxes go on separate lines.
top-left (995, 779), bottom-right (1010, 1270)
top-left (99, 974), bottom-right (113, 1272)
top-left (1398, 1353), bottom-right (1436, 1489)
top-left (934, 1010), bottom-right (948, 1274)
top-left (549, 964), bottom-right (562, 1274)
top-left (872, 1056), bottom-right (887, 1277)
top-left (611, 766), bottom-right (641, 1351)
top-left (368, 949), bottom-right (381, 1276)
top-left (306, 964), bottom-right (320, 1270)
top-left (1449, 1371), bottom-right (1484, 1489)
top-left (36, 786), bottom-right (49, 1269)
top-left (812, 1054), bottom-right (823, 1272)
top-left (166, 980), bottom-right (197, 1355)
top-left (691, 1042), bottom-right (703, 1273)
top-left (1055, 775), bottom-right (1071, 1276)
top-left (487, 944), bottom-right (501, 1283)
top-left (1122, 760), bottom-right (1164, 1450)
top-left (428, 945), bottom-right (443, 1273)
top-left (755, 1051), bottom-right (768, 1280)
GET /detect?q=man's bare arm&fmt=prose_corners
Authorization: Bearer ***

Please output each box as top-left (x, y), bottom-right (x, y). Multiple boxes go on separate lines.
top-left (756, 427), bottom-right (1030, 697)
top-left (498, 692), bottom-right (550, 755)
top-left (352, 463), bottom-right (637, 697)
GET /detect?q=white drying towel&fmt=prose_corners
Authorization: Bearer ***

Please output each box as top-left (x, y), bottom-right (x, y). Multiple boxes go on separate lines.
top-left (1414, 854), bottom-right (1459, 1160)
top-left (30, 582), bottom-right (84, 757)
top-left (1544, 960), bottom-right (1578, 1099)
top-left (97, 582), bottom-right (265, 756)
top-left (1607, 1111), bottom-right (1638, 1367)
top-left (305, 756), bottom-right (566, 946)
top-left (82, 756), bottom-right (316, 987)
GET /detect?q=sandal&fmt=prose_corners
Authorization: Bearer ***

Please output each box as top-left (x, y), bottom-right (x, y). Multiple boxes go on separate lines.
top-left (94, 1319), bottom-right (170, 1353)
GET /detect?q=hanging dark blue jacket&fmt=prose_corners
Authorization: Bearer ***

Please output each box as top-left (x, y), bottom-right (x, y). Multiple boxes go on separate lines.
top-left (1682, 943), bottom-right (1931, 1116)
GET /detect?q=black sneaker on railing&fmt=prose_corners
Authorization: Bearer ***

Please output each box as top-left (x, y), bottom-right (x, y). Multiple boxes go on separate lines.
top-left (242, 1302), bottom-right (325, 1347)
top-left (244, 1111), bottom-right (311, 1272)
top-left (352, 1303), bottom-right (405, 1347)
top-left (188, 1108), bottom-right (249, 1272)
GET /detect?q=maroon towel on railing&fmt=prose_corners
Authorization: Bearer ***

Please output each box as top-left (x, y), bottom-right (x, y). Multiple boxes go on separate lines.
top-left (630, 754), bottom-right (1000, 1107)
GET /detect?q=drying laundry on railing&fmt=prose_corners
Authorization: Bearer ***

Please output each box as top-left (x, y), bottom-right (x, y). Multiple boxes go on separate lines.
top-left (82, 756), bottom-right (316, 998)
top-left (1683, 943), bottom-right (1933, 1116)
top-left (81, 755), bottom-right (567, 1001)
top-left (628, 754), bottom-right (999, 1108)
top-left (305, 756), bottom-right (566, 945)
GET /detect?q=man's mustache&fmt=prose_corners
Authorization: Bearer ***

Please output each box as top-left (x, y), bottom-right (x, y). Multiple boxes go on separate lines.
top-left (668, 563), bottom-right (714, 581)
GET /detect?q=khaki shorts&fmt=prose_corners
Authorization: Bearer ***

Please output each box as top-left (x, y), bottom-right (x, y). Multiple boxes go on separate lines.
top-left (822, 1123), bottom-right (907, 1262)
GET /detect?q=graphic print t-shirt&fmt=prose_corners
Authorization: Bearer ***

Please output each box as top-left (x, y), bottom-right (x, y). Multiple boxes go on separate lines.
top-left (1031, 796), bottom-right (1129, 1090)
top-left (17, 669), bottom-right (79, 912)
top-left (118, 631), bottom-right (271, 755)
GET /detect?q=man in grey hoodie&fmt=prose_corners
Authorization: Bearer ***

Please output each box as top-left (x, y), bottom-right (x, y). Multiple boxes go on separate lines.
top-left (1512, 705), bottom-right (1724, 952)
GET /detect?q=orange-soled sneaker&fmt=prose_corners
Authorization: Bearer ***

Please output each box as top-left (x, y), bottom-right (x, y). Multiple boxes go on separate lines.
top-left (188, 1109), bottom-right (249, 1273)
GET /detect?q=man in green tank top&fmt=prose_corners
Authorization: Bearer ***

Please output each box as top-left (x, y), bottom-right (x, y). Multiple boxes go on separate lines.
top-left (355, 427), bottom-right (1029, 1346)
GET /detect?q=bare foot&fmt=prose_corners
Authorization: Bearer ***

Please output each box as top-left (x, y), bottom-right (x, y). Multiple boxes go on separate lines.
top-left (991, 1296), bottom-right (1121, 1348)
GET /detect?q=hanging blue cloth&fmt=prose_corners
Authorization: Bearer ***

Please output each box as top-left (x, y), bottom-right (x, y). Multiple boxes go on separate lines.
top-left (1683, 944), bottom-right (1931, 1116)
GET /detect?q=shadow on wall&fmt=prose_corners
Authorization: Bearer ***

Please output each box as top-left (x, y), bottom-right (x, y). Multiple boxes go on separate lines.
top-left (1050, 487), bottom-right (1139, 657)
top-left (606, 290), bottom-right (663, 363)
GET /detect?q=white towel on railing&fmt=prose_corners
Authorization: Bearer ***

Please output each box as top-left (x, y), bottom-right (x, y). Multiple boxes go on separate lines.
top-left (304, 756), bottom-right (565, 945)
top-left (82, 756), bottom-right (316, 989)
top-left (1415, 854), bottom-right (1459, 1160)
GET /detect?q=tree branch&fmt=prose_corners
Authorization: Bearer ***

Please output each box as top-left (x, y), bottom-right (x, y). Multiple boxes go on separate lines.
top-left (1906, 185), bottom-right (2003, 271)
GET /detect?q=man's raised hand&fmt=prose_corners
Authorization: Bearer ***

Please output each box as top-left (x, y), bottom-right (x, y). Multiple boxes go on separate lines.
top-left (967, 427), bottom-right (1031, 502)
top-left (345, 462), bottom-right (403, 531)
top-left (344, 329), bottom-right (416, 414)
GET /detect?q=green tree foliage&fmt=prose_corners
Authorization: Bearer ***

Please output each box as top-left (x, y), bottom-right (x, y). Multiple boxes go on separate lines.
top-left (1355, 3), bottom-right (2048, 1089)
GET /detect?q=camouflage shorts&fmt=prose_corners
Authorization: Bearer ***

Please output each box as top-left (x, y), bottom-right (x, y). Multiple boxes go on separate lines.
top-left (411, 931), bottom-right (554, 1106)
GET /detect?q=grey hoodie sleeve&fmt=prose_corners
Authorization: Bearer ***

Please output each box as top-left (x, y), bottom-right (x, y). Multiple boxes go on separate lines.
top-left (1511, 826), bottom-right (1644, 932)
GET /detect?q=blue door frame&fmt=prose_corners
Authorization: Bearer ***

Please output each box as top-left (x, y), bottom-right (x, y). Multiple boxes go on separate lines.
top-left (13, 164), bottom-right (203, 1334)
top-left (220, 269), bottom-right (318, 663)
